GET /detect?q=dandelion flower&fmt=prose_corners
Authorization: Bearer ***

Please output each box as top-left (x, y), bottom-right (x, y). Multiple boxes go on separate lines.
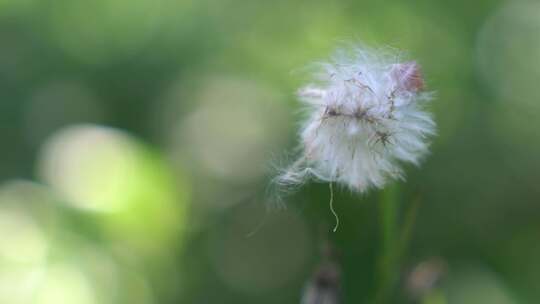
top-left (277, 45), bottom-right (436, 193)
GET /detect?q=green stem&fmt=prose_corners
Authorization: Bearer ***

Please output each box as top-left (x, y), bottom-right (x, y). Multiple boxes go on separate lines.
top-left (381, 183), bottom-right (399, 252)
top-left (375, 182), bottom-right (400, 303)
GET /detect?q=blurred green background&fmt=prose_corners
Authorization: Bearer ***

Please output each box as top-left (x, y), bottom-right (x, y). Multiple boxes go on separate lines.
top-left (1, 0), bottom-right (540, 303)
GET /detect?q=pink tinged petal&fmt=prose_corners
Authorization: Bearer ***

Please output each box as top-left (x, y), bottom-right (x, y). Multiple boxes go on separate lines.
top-left (390, 61), bottom-right (424, 92)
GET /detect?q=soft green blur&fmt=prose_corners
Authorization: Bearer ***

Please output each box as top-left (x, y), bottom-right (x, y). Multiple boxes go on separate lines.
top-left (0, 0), bottom-right (539, 303)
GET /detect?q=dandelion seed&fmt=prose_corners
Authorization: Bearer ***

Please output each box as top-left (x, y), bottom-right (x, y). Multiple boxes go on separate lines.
top-left (406, 257), bottom-right (447, 299)
top-left (276, 45), bottom-right (436, 193)
top-left (301, 242), bottom-right (341, 304)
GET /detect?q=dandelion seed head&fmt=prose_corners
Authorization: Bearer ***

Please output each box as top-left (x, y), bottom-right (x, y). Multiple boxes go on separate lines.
top-left (277, 45), bottom-right (436, 193)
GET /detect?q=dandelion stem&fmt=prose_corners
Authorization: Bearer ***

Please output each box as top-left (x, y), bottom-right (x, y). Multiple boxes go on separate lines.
top-left (375, 182), bottom-right (400, 303)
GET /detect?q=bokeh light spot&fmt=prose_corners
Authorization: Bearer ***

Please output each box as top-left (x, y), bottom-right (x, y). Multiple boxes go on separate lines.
top-left (477, 0), bottom-right (540, 105)
top-left (34, 263), bottom-right (96, 304)
top-left (38, 124), bottom-right (190, 254)
top-left (0, 181), bottom-right (57, 266)
top-left (170, 77), bottom-right (290, 183)
top-left (477, 0), bottom-right (540, 152)
top-left (38, 125), bottom-right (143, 213)
top-left (445, 266), bottom-right (517, 304)
top-left (0, 207), bottom-right (48, 264)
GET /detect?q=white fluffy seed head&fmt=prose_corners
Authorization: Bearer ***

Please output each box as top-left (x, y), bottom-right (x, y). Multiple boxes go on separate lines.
top-left (276, 45), bottom-right (436, 193)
